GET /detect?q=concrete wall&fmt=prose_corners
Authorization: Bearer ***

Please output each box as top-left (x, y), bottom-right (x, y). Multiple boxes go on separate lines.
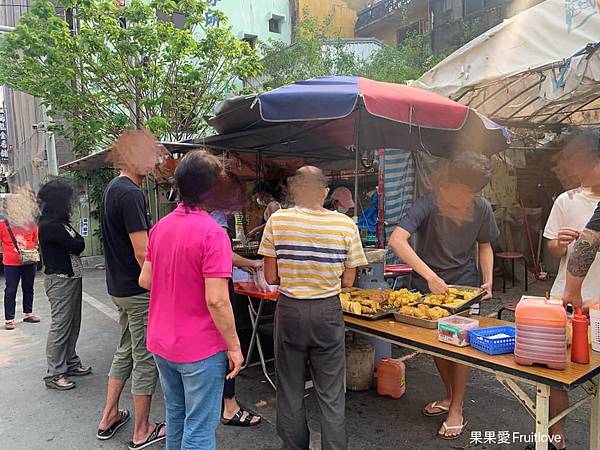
top-left (431, 0), bottom-right (545, 54)
top-left (206, 0), bottom-right (291, 45)
top-left (355, 0), bottom-right (429, 46)
top-left (295, 0), bottom-right (371, 37)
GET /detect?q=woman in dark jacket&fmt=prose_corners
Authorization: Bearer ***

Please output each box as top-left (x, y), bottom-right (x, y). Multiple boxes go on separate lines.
top-left (38, 180), bottom-right (90, 391)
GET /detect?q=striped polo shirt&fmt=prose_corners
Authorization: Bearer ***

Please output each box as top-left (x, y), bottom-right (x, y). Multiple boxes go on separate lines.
top-left (258, 207), bottom-right (367, 299)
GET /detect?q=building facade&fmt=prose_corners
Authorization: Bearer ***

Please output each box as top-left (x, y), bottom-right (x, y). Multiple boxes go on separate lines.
top-left (292, 0), bottom-right (371, 38)
top-left (430, 0), bottom-right (546, 54)
top-left (355, 0), bottom-right (429, 46)
top-left (205, 0), bottom-right (292, 48)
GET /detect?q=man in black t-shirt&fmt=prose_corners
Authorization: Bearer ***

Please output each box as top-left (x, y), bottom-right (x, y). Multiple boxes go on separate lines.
top-left (96, 130), bottom-right (166, 448)
top-left (390, 153), bottom-right (499, 440)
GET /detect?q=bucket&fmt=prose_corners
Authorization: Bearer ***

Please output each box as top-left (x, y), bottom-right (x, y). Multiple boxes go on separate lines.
top-left (590, 305), bottom-right (600, 352)
top-left (345, 341), bottom-right (375, 391)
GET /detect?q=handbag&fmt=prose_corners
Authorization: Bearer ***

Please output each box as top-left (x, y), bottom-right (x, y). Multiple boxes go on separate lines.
top-left (5, 221), bottom-right (40, 265)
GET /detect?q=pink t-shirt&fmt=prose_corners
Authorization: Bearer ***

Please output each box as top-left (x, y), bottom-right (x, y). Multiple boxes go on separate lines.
top-left (146, 204), bottom-right (232, 363)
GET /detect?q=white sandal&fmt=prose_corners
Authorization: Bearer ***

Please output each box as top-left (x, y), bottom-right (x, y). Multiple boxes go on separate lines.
top-left (438, 420), bottom-right (468, 440)
top-left (422, 401), bottom-right (449, 417)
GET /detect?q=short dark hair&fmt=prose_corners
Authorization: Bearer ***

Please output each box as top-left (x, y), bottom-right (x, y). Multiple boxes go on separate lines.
top-left (447, 152), bottom-right (492, 191)
top-left (564, 128), bottom-right (600, 158)
top-left (37, 180), bottom-right (74, 223)
top-left (175, 151), bottom-right (223, 208)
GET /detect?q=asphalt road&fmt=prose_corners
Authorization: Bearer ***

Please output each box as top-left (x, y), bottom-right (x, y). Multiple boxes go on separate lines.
top-left (0, 269), bottom-right (592, 449)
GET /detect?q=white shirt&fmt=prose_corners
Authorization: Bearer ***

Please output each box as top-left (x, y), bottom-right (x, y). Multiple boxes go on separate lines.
top-left (544, 188), bottom-right (600, 303)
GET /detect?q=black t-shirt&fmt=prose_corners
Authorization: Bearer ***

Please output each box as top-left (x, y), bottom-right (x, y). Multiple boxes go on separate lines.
top-left (102, 176), bottom-right (150, 297)
top-left (398, 193), bottom-right (500, 292)
top-left (587, 202), bottom-right (600, 232)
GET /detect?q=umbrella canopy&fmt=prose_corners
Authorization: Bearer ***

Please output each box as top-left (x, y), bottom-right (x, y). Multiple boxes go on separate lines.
top-left (414, 0), bottom-right (600, 127)
top-left (203, 76), bottom-right (509, 160)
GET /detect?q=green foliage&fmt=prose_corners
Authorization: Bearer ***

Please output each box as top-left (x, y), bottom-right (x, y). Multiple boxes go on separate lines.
top-left (259, 15), bottom-right (361, 90)
top-left (259, 15), bottom-right (442, 90)
top-left (0, 0), bottom-right (261, 215)
top-left (0, 0), bottom-right (262, 155)
top-left (360, 32), bottom-right (445, 85)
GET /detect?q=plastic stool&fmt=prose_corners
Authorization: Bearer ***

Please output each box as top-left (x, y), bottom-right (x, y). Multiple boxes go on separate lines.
top-left (497, 252), bottom-right (528, 293)
top-left (497, 303), bottom-right (516, 320)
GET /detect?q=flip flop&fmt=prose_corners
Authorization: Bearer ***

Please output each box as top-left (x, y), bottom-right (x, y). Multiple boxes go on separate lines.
top-left (4, 321), bottom-right (15, 330)
top-left (23, 315), bottom-right (40, 323)
top-left (422, 401), bottom-right (449, 417)
top-left (128, 422), bottom-right (166, 449)
top-left (438, 420), bottom-right (468, 440)
top-left (96, 409), bottom-right (131, 440)
top-left (221, 408), bottom-right (262, 427)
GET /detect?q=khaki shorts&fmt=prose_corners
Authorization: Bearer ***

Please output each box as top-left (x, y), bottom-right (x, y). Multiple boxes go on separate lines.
top-left (108, 293), bottom-right (158, 395)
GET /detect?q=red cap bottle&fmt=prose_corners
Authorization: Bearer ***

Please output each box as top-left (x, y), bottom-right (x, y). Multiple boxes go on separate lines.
top-left (571, 308), bottom-right (590, 364)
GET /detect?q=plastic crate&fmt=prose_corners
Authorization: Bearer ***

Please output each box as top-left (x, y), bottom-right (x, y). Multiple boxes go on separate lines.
top-left (468, 326), bottom-right (516, 355)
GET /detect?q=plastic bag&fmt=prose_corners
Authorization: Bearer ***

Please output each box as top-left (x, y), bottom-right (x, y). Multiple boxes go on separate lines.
top-left (252, 267), bottom-right (277, 293)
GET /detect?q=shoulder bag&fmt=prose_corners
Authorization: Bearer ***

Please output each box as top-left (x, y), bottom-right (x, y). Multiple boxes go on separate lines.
top-left (5, 221), bottom-right (40, 265)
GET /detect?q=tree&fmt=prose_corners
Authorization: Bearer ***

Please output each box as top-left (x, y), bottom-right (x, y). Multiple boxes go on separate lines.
top-left (361, 32), bottom-right (445, 85)
top-left (259, 15), bottom-right (361, 91)
top-left (259, 15), bottom-right (443, 91)
top-left (0, 0), bottom-right (262, 155)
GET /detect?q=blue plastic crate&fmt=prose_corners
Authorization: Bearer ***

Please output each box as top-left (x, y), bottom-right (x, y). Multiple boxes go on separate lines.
top-left (468, 326), bottom-right (516, 355)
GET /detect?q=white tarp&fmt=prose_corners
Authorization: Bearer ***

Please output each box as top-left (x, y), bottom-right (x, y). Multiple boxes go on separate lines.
top-left (415, 0), bottom-right (600, 126)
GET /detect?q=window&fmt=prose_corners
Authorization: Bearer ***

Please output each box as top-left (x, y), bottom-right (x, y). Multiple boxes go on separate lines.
top-left (463, 0), bottom-right (484, 16)
top-left (269, 17), bottom-right (282, 34)
top-left (268, 13), bottom-right (285, 34)
top-left (241, 34), bottom-right (258, 49)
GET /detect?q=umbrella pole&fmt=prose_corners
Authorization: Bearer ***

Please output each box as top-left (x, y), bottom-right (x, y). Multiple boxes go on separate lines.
top-left (353, 145), bottom-right (359, 224)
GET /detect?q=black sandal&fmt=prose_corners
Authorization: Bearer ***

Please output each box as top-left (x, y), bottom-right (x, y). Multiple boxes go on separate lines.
top-left (96, 409), bottom-right (130, 440)
top-left (128, 422), bottom-right (166, 449)
top-left (221, 408), bottom-right (262, 427)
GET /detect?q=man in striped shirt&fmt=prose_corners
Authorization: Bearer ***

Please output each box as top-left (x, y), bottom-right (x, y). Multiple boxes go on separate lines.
top-left (259, 166), bottom-right (367, 450)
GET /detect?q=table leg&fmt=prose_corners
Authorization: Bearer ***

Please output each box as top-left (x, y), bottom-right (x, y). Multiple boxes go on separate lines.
top-left (524, 257), bottom-right (529, 292)
top-left (255, 331), bottom-right (276, 390)
top-left (512, 259), bottom-right (516, 288)
top-left (503, 258), bottom-right (507, 293)
top-left (242, 297), bottom-right (265, 371)
top-left (590, 375), bottom-right (600, 450)
top-left (535, 383), bottom-right (550, 450)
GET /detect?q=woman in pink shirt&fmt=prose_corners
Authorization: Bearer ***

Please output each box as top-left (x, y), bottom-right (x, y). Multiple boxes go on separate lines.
top-left (139, 151), bottom-right (243, 450)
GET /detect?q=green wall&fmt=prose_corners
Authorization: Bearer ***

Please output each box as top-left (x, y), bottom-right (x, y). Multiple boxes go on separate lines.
top-left (204, 0), bottom-right (291, 47)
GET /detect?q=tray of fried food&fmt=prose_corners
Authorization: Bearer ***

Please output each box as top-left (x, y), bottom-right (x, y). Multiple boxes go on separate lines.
top-left (388, 288), bottom-right (423, 308)
top-left (339, 290), bottom-right (397, 320)
top-left (394, 304), bottom-right (451, 328)
top-left (422, 286), bottom-right (484, 314)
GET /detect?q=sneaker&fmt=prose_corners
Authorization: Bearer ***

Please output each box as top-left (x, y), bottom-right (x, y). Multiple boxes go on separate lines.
top-left (45, 374), bottom-right (76, 391)
top-left (67, 366), bottom-right (92, 377)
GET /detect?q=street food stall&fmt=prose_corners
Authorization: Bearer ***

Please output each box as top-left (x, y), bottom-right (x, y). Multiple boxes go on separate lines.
top-left (201, 73), bottom-right (600, 450)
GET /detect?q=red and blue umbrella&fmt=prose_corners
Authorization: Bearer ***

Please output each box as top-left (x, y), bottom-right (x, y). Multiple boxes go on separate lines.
top-left (205, 76), bottom-right (509, 160)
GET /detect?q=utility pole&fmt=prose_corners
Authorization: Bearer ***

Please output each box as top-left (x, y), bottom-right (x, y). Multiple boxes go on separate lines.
top-left (41, 108), bottom-right (58, 176)
top-left (1, 24), bottom-right (59, 176)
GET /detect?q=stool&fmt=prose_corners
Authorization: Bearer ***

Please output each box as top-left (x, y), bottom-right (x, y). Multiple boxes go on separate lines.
top-left (497, 303), bottom-right (516, 320)
top-left (497, 252), bottom-right (528, 293)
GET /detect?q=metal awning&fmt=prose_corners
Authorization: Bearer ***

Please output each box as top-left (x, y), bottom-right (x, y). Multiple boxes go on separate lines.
top-left (415, 0), bottom-right (600, 127)
top-left (59, 142), bottom-right (205, 171)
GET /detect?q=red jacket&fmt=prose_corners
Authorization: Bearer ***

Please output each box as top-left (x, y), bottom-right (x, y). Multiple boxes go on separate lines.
top-left (0, 221), bottom-right (38, 266)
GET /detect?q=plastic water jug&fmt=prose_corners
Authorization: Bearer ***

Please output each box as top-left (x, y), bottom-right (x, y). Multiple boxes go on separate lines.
top-left (377, 357), bottom-right (405, 399)
top-left (514, 296), bottom-right (567, 370)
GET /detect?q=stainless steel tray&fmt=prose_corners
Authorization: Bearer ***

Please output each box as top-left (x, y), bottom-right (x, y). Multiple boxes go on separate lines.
top-left (393, 312), bottom-right (439, 328)
top-left (421, 285), bottom-right (485, 314)
top-left (343, 307), bottom-right (399, 321)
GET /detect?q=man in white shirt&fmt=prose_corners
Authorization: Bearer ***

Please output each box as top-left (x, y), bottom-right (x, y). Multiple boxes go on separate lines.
top-left (542, 129), bottom-right (600, 450)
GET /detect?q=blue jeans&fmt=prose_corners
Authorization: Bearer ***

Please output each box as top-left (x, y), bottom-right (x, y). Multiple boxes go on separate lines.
top-left (154, 352), bottom-right (227, 450)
